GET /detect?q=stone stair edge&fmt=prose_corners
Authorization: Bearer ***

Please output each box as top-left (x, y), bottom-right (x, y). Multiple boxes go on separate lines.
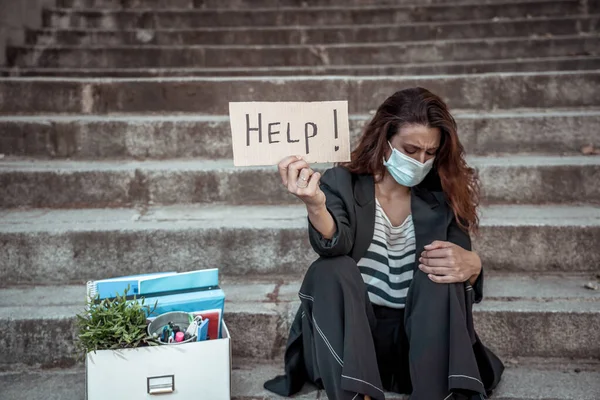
top-left (26, 13), bottom-right (600, 32)
top-left (46, 0), bottom-right (581, 13)
top-left (1, 107), bottom-right (600, 119)
top-left (1, 153), bottom-right (599, 168)
top-left (53, 0), bottom-right (588, 8)
top-left (1, 204), bottom-right (598, 281)
top-left (0, 159), bottom-right (598, 209)
top-left (2, 275), bottom-right (598, 367)
top-left (2, 203), bottom-right (600, 230)
top-left (1, 69), bottom-right (598, 81)
top-left (3, 57), bottom-right (600, 77)
top-left (2, 358), bottom-right (600, 400)
top-left (3, 72), bottom-right (596, 113)
top-left (13, 33), bottom-right (600, 50)
top-left (1, 273), bottom-right (599, 312)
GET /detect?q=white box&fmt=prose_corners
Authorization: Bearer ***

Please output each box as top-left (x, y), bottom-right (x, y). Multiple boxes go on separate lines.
top-left (86, 321), bottom-right (231, 400)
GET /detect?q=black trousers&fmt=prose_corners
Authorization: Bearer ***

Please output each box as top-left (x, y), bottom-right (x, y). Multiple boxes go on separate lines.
top-left (297, 255), bottom-right (481, 400)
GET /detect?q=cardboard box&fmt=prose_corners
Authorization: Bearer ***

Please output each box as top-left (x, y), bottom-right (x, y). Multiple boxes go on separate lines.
top-left (86, 321), bottom-right (231, 399)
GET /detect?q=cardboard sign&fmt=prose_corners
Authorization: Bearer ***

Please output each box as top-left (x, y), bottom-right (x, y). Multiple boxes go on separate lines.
top-left (229, 101), bottom-right (351, 166)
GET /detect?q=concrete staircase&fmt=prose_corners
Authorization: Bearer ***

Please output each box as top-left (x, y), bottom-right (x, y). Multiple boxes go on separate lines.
top-left (1, 0), bottom-right (599, 399)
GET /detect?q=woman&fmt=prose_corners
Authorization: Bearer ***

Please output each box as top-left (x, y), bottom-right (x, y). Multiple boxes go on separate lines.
top-left (264, 88), bottom-right (504, 400)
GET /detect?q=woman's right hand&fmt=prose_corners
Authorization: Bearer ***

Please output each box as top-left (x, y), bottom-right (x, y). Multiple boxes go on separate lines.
top-left (278, 155), bottom-right (326, 210)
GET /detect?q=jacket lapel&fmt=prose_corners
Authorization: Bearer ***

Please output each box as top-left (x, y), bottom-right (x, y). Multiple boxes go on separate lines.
top-left (351, 174), bottom-right (376, 263)
top-left (346, 170), bottom-right (457, 270)
top-left (350, 174), bottom-right (448, 264)
top-left (410, 186), bottom-right (449, 270)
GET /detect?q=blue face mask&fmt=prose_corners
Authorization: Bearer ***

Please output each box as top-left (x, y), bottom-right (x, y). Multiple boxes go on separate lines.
top-left (383, 141), bottom-right (434, 187)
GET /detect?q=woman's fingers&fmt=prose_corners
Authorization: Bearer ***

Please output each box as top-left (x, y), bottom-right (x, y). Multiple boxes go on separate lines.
top-left (419, 254), bottom-right (455, 267)
top-left (305, 171), bottom-right (321, 192)
top-left (424, 240), bottom-right (452, 250)
top-left (419, 263), bottom-right (455, 274)
top-left (427, 274), bottom-right (461, 284)
top-left (286, 159), bottom-right (310, 190)
top-left (278, 155), bottom-right (302, 185)
top-left (277, 156), bottom-right (324, 207)
top-left (296, 168), bottom-right (313, 189)
top-left (421, 247), bottom-right (453, 259)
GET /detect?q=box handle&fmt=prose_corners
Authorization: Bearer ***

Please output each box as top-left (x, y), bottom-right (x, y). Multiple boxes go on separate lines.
top-left (147, 375), bottom-right (175, 395)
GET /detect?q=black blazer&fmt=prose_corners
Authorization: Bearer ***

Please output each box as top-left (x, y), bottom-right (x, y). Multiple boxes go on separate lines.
top-left (308, 166), bottom-right (484, 303)
top-left (265, 166), bottom-right (504, 398)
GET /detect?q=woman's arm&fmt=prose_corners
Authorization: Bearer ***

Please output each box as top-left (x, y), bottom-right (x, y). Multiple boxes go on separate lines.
top-left (307, 168), bottom-right (354, 257)
top-left (418, 216), bottom-right (484, 303)
top-left (277, 156), bottom-right (354, 258)
top-left (447, 217), bottom-right (484, 303)
top-left (307, 203), bottom-right (336, 240)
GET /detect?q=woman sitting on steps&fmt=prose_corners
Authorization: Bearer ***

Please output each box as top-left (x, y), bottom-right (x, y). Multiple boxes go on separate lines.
top-left (264, 87), bottom-right (504, 400)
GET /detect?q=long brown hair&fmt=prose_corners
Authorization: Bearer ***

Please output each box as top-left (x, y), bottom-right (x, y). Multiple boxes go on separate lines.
top-left (339, 87), bottom-right (480, 234)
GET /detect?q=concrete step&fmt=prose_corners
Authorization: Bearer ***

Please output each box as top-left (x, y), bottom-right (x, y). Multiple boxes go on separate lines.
top-left (0, 155), bottom-right (598, 208)
top-left (1, 72), bottom-right (599, 114)
top-left (2, 109), bottom-right (599, 159)
top-left (43, 2), bottom-right (581, 30)
top-left (5, 55), bottom-right (600, 77)
top-left (2, 358), bottom-right (600, 400)
top-left (28, 16), bottom-right (600, 46)
top-left (57, 0), bottom-right (566, 9)
top-left (10, 35), bottom-right (600, 68)
top-left (1, 274), bottom-right (598, 367)
top-left (0, 204), bottom-right (599, 284)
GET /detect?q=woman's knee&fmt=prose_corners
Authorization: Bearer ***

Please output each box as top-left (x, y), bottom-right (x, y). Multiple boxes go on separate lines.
top-left (305, 255), bottom-right (361, 285)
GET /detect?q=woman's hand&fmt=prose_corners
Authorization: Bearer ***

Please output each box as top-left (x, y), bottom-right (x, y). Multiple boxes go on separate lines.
top-left (277, 155), bottom-right (325, 210)
top-left (418, 241), bottom-right (482, 285)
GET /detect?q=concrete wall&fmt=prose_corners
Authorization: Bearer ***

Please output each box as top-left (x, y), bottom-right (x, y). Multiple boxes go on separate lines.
top-left (0, 0), bottom-right (56, 66)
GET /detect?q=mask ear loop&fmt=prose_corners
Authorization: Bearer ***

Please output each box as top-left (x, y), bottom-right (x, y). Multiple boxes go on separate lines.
top-left (383, 141), bottom-right (394, 164)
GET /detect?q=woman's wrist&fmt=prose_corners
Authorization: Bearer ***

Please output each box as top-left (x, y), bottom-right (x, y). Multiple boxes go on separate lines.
top-left (306, 201), bottom-right (327, 216)
top-left (307, 202), bottom-right (336, 240)
top-left (467, 251), bottom-right (482, 285)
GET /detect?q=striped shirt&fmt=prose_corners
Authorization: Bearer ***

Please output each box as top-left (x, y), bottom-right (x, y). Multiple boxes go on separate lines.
top-left (357, 198), bottom-right (416, 309)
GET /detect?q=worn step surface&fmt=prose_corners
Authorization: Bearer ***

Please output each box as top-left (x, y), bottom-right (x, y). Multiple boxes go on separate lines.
top-left (11, 35), bottom-right (600, 69)
top-left (2, 358), bottom-right (600, 400)
top-left (1, 72), bottom-right (599, 115)
top-left (0, 155), bottom-right (598, 208)
top-left (27, 16), bottom-right (600, 46)
top-left (1, 274), bottom-right (598, 367)
top-left (44, 2), bottom-right (581, 30)
top-left (1, 109), bottom-right (599, 158)
top-left (56, 0), bottom-right (564, 9)
top-left (5, 55), bottom-right (600, 77)
top-left (1, 204), bottom-right (600, 285)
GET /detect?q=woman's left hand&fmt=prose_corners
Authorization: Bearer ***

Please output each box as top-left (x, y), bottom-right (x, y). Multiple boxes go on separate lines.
top-left (418, 240), bottom-right (482, 284)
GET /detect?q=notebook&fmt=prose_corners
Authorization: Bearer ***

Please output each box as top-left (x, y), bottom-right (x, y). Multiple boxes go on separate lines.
top-left (86, 272), bottom-right (176, 301)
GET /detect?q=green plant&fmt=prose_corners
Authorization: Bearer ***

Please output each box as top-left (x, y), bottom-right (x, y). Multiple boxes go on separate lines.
top-left (76, 286), bottom-right (158, 356)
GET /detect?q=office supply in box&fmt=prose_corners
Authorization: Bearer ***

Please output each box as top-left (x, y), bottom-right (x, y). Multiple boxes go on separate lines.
top-left (193, 309), bottom-right (221, 341)
top-left (138, 269), bottom-right (218, 295)
top-left (147, 311), bottom-right (199, 345)
top-left (197, 317), bottom-right (209, 341)
top-left (86, 321), bottom-right (232, 399)
top-left (86, 268), bottom-right (225, 338)
top-left (87, 269), bottom-right (219, 300)
top-left (87, 272), bottom-right (176, 300)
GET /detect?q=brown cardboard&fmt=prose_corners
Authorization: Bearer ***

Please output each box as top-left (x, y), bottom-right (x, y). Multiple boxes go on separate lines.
top-left (229, 101), bottom-right (351, 166)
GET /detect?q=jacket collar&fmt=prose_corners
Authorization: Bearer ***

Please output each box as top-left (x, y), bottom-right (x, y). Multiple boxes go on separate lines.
top-left (353, 174), bottom-right (374, 207)
top-left (353, 172), bottom-right (442, 210)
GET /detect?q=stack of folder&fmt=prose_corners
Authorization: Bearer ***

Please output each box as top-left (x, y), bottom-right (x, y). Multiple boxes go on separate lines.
top-left (86, 268), bottom-right (225, 339)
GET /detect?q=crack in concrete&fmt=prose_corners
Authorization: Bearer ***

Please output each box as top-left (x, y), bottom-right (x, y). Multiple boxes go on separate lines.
top-left (266, 279), bottom-right (283, 304)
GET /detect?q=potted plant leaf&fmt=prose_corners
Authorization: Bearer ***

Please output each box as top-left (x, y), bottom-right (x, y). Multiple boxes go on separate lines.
top-left (76, 286), bottom-right (157, 356)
